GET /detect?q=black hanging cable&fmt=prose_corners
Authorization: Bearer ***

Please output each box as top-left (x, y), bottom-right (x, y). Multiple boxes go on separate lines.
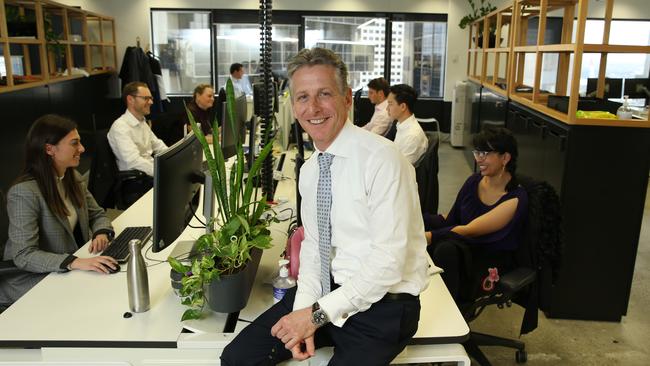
top-left (259, 0), bottom-right (275, 201)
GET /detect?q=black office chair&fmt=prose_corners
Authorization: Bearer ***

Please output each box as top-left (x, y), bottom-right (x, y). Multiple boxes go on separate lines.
top-left (353, 88), bottom-right (363, 126)
top-left (87, 129), bottom-right (149, 210)
top-left (414, 131), bottom-right (440, 215)
top-left (382, 120), bottom-right (398, 141)
top-left (0, 189), bottom-right (21, 313)
top-left (460, 176), bottom-right (562, 366)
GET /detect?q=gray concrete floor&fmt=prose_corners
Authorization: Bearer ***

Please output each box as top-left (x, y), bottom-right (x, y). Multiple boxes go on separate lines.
top-left (436, 140), bottom-right (650, 365)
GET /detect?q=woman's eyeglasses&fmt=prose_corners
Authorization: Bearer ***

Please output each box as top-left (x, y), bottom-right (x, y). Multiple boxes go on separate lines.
top-left (471, 150), bottom-right (496, 160)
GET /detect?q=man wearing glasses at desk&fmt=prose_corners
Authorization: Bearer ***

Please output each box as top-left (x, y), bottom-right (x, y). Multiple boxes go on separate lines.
top-left (107, 81), bottom-right (167, 205)
top-left (107, 82), bottom-right (168, 201)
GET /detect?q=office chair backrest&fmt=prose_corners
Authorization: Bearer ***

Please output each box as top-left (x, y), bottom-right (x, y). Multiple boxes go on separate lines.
top-left (516, 176), bottom-right (562, 314)
top-left (88, 130), bottom-right (118, 209)
top-left (382, 120), bottom-right (397, 141)
top-left (0, 189), bottom-right (8, 257)
top-left (353, 88), bottom-right (363, 126)
top-left (414, 132), bottom-right (440, 215)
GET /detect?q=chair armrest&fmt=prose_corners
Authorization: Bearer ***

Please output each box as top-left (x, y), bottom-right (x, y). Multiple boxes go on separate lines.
top-left (498, 267), bottom-right (536, 294)
top-left (0, 260), bottom-right (20, 276)
top-left (117, 170), bottom-right (148, 182)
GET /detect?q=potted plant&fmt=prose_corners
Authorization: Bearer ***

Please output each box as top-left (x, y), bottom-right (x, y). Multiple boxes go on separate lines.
top-left (45, 17), bottom-right (65, 74)
top-left (459, 0), bottom-right (498, 47)
top-left (168, 79), bottom-right (276, 321)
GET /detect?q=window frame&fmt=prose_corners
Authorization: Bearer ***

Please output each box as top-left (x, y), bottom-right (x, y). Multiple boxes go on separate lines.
top-left (151, 8), bottom-right (448, 99)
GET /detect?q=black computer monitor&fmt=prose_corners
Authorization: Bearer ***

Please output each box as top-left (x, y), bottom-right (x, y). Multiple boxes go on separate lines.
top-left (623, 78), bottom-right (650, 100)
top-left (586, 78), bottom-right (622, 99)
top-left (152, 132), bottom-right (203, 252)
top-left (221, 94), bottom-right (247, 159)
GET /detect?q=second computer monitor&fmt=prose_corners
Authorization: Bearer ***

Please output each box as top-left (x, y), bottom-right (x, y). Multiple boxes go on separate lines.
top-left (152, 132), bottom-right (203, 252)
top-left (221, 94), bottom-right (247, 159)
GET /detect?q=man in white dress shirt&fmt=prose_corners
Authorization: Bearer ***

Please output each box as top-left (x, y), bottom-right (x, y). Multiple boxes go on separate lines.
top-left (229, 62), bottom-right (253, 97)
top-left (387, 83), bottom-right (428, 165)
top-left (107, 82), bottom-right (167, 204)
top-left (362, 77), bottom-right (393, 135)
top-left (221, 48), bottom-right (429, 365)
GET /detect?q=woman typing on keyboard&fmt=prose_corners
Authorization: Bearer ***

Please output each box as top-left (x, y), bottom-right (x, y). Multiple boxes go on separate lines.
top-left (1, 115), bottom-right (117, 307)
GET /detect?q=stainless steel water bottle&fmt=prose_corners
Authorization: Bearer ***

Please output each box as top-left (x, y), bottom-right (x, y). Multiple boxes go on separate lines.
top-left (127, 239), bottom-right (150, 312)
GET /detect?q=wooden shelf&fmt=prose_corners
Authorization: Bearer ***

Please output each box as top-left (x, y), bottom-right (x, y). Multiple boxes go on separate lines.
top-left (0, 0), bottom-right (116, 93)
top-left (467, 0), bottom-right (650, 128)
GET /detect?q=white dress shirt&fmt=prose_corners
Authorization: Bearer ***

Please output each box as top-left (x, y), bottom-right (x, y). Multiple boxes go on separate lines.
top-left (107, 110), bottom-right (168, 177)
top-left (294, 121), bottom-right (429, 327)
top-left (230, 74), bottom-right (253, 97)
top-left (362, 99), bottom-right (393, 135)
top-left (394, 114), bottom-right (428, 165)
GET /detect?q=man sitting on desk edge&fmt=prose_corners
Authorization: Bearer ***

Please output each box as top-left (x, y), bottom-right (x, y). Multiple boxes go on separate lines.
top-left (221, 47), bottom-right (430, 365)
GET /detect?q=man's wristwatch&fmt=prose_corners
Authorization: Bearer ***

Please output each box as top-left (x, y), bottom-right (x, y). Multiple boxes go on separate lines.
top-left (311, 302), bottom-right (329, 327)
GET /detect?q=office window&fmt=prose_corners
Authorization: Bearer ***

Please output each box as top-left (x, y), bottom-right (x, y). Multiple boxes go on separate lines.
top-left (391, 21), bottom-right (447, 98)
top-left (216, 24), bottom-right (299, 90)
top-left (575, 20), bottom-right (650, 105)
top-left (304, 16), bottom-right (386, 90)
top-left (151, 11), bottom-right (211, 95)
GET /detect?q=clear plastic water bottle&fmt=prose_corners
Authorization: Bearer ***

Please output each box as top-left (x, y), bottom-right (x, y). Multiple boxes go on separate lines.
top-left (127, 239), bottom-right (150, 312)
top-left (617, 95), bottom-right (633, 120)
top-left (272, 259), bottom-right (296, 303)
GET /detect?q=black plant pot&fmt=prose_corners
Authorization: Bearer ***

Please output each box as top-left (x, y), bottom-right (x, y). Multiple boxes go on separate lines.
top-left (7, 21), bottom-right (37, 37)
top-left (206, 247), bottom-right (263, 313)
top-left (474, 33), bottom-right (501, 48)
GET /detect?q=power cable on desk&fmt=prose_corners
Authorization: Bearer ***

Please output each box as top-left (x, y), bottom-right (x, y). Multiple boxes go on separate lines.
top-left (189, 199), bottom-right (207, 228)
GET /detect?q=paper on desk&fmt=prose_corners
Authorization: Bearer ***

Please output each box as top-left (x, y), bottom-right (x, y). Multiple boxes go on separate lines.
top-left (428, 264), bottom-right (444, 276)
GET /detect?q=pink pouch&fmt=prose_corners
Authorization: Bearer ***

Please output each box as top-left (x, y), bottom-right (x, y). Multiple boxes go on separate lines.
top-left (285, 226), bottom-right (304, 279)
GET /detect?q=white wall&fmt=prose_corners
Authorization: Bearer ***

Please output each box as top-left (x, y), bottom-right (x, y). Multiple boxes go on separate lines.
top-left (56, 0), bottom-right (649, 101)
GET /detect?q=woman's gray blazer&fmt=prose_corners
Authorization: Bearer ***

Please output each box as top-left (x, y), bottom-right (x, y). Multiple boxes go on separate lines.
top-left (1, 171), bottom-right (113, 303)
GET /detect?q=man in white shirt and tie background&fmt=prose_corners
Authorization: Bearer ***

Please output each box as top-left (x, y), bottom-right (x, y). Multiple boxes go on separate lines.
top-left (362, 77), bottom-right (393, 136)
top-left (221, 48), bottom-right (429, 365)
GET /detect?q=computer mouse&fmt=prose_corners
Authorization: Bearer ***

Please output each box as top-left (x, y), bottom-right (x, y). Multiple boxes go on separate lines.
top-left (104, 263), bottom-right (121, 274)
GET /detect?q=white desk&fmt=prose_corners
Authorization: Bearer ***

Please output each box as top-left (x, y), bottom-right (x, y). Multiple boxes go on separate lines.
top-left (0, 151), bottom-right (469, 365)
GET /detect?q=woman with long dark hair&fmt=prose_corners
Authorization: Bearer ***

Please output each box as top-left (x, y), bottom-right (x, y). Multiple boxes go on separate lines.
top-left (426, 127), bottom-right (528, 301)
top-left (1, 114), bottom-right (117, 306)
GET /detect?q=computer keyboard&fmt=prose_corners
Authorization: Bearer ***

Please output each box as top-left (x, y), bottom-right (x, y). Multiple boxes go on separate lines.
top-left (101, 226), bottom-right (153, 263)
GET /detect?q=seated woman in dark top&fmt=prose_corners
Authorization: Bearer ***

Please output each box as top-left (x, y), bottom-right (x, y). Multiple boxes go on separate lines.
top-left (182, 84), bottom-right (217, 143)
top-left (1, 115), bottom-right (117, 309)
top-left (425, 127), bottom-right (528, 301)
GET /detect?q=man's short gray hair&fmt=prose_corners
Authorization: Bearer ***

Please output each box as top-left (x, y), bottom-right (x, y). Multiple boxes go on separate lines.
top-left (287, 47), bottom-right (349, 94)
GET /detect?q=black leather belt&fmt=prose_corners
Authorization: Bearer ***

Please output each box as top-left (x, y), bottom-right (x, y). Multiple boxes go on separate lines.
top-left (381, 292), bottom-right (419, 302)
top-left (331, 278), bottom-right (418, 302)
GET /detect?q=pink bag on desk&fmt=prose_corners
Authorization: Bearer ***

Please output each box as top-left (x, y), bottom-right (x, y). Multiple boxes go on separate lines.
top-left (285, 226), bottom-right (304, 279)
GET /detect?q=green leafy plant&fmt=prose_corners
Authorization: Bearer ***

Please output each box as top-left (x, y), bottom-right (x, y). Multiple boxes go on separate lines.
top-left (459, 0), bottom-right (497, 30)
top-left (168, 79), bottom-right (276, 321)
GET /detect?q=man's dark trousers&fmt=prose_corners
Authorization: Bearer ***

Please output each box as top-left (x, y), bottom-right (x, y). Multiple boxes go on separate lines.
top-left (220, 287), bottom-right (420, 366)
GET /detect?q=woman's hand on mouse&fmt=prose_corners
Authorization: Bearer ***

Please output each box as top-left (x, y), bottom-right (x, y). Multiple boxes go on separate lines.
top-left (89, 234), bottom-right (110, 253)
top-left (70, 256), bottom-right (118, 274)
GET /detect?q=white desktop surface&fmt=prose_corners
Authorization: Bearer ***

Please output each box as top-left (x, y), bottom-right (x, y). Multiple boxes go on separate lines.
top-left (0, 150), bottom-right (469, 364)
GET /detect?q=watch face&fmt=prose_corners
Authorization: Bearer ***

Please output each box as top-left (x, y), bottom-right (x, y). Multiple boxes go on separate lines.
top-left (312, 309), bottom-right (328, 326)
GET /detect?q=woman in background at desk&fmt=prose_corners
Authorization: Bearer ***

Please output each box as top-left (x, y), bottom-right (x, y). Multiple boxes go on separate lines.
top-left (182, 84), bottom-right (217, 143)
top-left (1, 115), bottom-right (117, 308)
top-left (425, 127), bottom-right (528, 301)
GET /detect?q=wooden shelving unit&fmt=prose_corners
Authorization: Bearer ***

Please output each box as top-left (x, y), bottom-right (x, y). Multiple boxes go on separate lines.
top-left (0, 0), bottom-right (116, 94)
top-left (468, 0), bottom-right (650, 127)
top-left (467, 1), bottom-right (517, 98)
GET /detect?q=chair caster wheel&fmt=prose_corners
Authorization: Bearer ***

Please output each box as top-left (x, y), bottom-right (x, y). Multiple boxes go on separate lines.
top-left (515, 349), bottom-right (527, 363)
